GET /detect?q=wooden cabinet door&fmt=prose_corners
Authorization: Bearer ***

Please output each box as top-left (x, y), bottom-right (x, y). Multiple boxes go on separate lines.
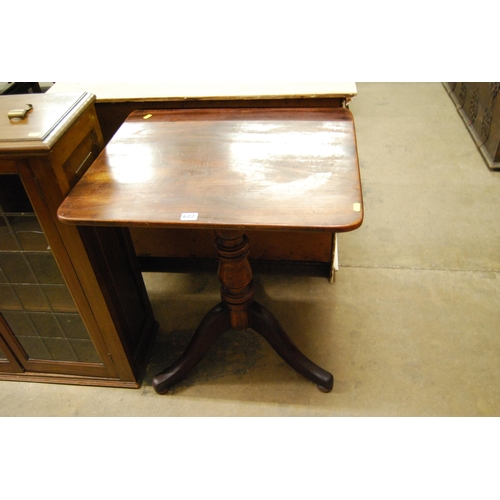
top-left (0, 173), bottom-right (110, 379)
top-left (0, 324), bottom-right (23, 373)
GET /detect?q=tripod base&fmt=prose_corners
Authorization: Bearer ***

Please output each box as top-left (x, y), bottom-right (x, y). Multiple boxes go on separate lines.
top-left (152, 230), bottom-right (334, 394)
top-left (152, 301), bottom-right (333, 394)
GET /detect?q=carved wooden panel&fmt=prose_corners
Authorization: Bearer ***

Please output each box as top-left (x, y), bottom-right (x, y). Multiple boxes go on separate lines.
top-left (444, 83), bottom-right (500, 169)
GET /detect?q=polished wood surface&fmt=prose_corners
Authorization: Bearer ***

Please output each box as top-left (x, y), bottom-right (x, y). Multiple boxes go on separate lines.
top-left (58, 107), bottom-right (363, 232)
top-left (59, 106), bottom-right (362, 393)
top-left (48, 84), bottom-right (357, 271)
top-left (49, 83), bottom-right (357, 148)
top-left (0, 93), bottom-right (96, 153)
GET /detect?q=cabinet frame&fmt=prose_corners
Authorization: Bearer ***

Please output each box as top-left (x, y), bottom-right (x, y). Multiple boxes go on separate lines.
top-left (0, 93), bottom-right (158, 388)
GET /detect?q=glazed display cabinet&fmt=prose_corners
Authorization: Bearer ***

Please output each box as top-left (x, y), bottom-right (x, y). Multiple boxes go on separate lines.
top-left (0, 92), bottom-right (157, 387)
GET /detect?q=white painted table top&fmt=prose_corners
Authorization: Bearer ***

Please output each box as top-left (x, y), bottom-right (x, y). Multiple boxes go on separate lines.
top-left (47, 82), bottom-right (357, 102)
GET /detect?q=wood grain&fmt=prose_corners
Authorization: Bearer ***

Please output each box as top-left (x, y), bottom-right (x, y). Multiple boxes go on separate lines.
top-left (58, 107), bottom-right (363, 233)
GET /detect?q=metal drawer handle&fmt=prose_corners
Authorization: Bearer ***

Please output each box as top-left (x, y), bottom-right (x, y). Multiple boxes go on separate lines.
top-left (8, 104), bottom-right (33, 120)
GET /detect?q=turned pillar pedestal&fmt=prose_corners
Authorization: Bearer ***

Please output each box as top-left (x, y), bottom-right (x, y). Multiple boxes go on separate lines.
top-left (152, 230), bottom-right (333, 394)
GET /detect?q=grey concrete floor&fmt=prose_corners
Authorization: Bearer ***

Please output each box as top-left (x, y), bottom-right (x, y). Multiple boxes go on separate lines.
top-left (1, 82), bottom-right (499, 416)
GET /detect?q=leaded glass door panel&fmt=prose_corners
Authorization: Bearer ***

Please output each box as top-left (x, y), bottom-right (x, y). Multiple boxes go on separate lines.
top-left (0, 174), bottom-right (103, 373)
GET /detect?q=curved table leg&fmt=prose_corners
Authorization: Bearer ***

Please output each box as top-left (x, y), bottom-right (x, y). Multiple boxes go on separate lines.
top-left (153, 230), bottom-right (333, 394)
top-left (248, 301), bottom-right (334, 392)
top-left (152, 303), bottom-right (231, 394)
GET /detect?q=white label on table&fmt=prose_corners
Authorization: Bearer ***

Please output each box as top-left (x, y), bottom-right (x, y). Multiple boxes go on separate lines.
top-left (180, 212), bottom-right (199, 221)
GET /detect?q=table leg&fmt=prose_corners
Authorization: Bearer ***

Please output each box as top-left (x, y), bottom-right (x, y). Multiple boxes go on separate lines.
top-left (248, 301), bottom-right (333, 392)
top-left (152, 230), bottom-right (333, 394)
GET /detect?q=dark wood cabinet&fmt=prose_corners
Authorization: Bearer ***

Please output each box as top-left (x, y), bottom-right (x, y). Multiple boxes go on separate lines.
top-left (0, 92), bottom-right (157, 387)
top-left (444, 83), bottom-right (500, 170)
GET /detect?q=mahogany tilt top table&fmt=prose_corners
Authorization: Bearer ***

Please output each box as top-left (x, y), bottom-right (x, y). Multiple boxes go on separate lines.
top-left (58, 107), bottom-right (363, 394)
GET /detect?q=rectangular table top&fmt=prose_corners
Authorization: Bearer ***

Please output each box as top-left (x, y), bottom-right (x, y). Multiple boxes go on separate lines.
top-left (58, 107), bottom-right (363, 233)
top-left (47, 82), bottom-right (357, 103)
